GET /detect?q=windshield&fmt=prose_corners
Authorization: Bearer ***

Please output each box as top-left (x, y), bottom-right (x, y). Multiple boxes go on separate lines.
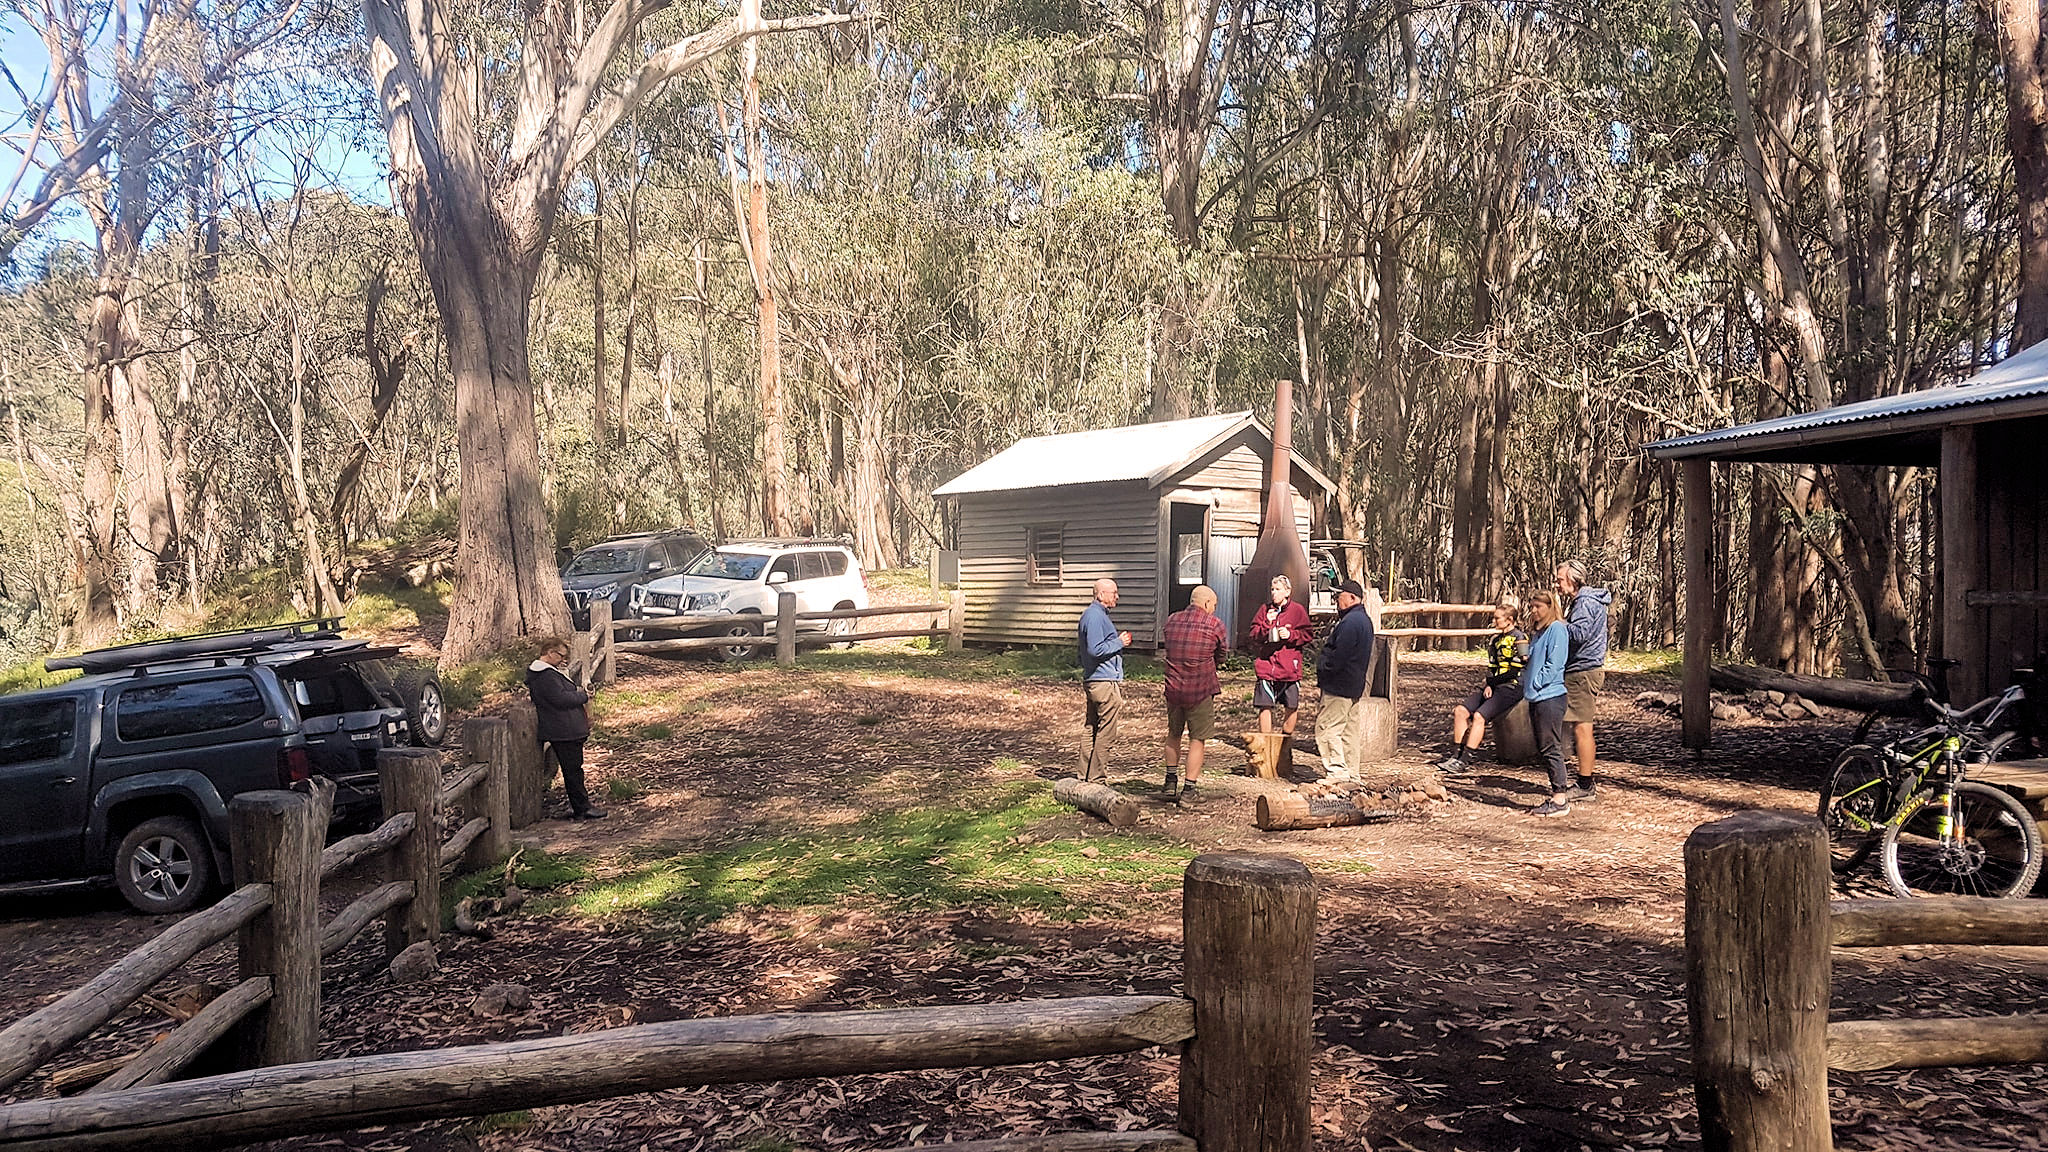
top-left (565, 547), bottom-right (642, 577)
top-left (688, 551), bottom-right (771, 581)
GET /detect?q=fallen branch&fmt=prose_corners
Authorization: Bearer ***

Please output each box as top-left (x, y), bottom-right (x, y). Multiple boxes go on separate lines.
top-left (1053, 778), bottom-right (1139, 829)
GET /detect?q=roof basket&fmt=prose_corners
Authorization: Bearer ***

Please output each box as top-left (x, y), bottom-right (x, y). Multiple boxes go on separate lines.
top-left (46, 617), bottom-right (348, 675)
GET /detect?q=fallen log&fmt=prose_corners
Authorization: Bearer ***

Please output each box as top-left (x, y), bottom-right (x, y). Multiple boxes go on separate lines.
top-left (1255, 793), bottom-right (1398, 831)
top-left (1709, 665), bottom-right (1916, 714)
top-left (1053, 778), bottom-right (1139, 829)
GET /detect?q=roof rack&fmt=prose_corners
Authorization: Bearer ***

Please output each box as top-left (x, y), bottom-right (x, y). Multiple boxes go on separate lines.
top-left (47, 618), bottom-right (348, 676)
top-left (718, 535), bottom-right (855, 549)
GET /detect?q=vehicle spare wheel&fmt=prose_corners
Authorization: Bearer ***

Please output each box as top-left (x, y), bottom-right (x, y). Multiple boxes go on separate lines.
top-left (394, 665), bottom-right (447, 746)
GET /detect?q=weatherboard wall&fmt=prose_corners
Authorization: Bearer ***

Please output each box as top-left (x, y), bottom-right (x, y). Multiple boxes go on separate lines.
top-left (955, 482), bottom-right (1164, 648)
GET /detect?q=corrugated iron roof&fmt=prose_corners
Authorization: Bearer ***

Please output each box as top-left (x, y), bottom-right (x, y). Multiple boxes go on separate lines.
top-left (933, 411), bottom-right (1334, 497)
top-left (1643, 340), bottom-right (2048, 461)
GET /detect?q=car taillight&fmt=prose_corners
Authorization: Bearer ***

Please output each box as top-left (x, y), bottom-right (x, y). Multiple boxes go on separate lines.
top-left (279, 746), bottom-right (313, 787)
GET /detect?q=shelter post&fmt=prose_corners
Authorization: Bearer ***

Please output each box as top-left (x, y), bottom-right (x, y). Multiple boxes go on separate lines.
top-left (1941, 426), bottom-right (1984, 704)
top-left (1683, 459), bottom-right (1713, 750)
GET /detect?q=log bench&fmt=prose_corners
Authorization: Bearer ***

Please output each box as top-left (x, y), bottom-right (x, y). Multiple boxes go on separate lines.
top-left (1967, 759), bottom-right (2048, 846)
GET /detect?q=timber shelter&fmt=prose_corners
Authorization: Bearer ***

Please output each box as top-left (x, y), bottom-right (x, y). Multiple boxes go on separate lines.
top-left (1646, 339), bottom-right (2048, 749)
top-left (933, 412), bottom-right (1330, 649)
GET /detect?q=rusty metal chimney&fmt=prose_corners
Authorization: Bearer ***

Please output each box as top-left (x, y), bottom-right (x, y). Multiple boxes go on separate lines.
top-left (1240, 380), bottom-right (1313, 640)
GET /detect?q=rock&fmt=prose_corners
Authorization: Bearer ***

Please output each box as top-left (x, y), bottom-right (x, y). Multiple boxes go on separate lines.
top-left (1079, 845), bottom-right (1100, 858)
top-left (1711, 702), bottom-right (1744, 722)
top-left (1422, 781), bottom-right (1448, 801)
top-left (472, 983), bottom-right (532, 1017)
top-left (1766, 689), bottom-right (1787, 706)
top-left (389, 941), bottom-right (438, 984)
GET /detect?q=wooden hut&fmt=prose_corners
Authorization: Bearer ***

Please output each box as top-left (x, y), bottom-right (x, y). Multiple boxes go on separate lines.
top-left (1645, 340), bottom-right (2048, 747)
top-left (934, 412), bottom-right (1332, 649)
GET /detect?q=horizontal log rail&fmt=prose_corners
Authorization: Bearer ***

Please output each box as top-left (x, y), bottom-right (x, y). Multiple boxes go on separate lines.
top-left (1376, 594), bottom-right (1490, 614)
top-left (1831, 896), bottom-right (2048, 948)
top-left (1828, 1014), bottom-right (2048, 1072)
top-left (1376, 626), bottom-right (1496, 639)
top-left (792, 603), bottom-right (947, 622)
top-left (86, 978), bottom-right (273, 1096)
top-left (613, 627), bottom-right (947, 654)
top-left (0, 883), bottom-right (274, 1093)
top-left (317, 812), bottom-right (415, 881)
top-left (436, 762), bottom-right (489, 809)
top-left (319, 882), bottom-right (414, 959)
top-left (0, 995), bottom-right (1196, 1152)
top-left (438, 818), bottom-right (488, 869)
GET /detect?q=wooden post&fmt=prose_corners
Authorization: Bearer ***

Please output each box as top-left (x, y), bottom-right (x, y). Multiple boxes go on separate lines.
top-left (948, 589), bottom-right (966, 652)
top-left (1684, 811), bottom-right (1832, 1152)
top-left (228, 790), bottom-right (324, 1068)
top-left (504, 701), bottom-right (543, 828)
top-left (1179, 853), bottom-right (1314, 1152)
top-left (463, 717), bottom-right (513, 871)
top-left (379, 748), bottom-right (442, 957)
top-left (1683, 458), bottom-right (1714, 751)
top-left (777, 590), bottom-right (798, 666)
top-left (1941, 427), bottom-right (1984, 706)
top-left (589, 598), bottom-right (616, 687)
top-left (567, 631), bottom-right (595, 688)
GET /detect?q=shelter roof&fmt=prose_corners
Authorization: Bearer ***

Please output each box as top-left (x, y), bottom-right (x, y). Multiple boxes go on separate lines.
top-left (1643, 341), bottom-right (2048, 465)
top-left (933, 411), bottom-right (1334, 497)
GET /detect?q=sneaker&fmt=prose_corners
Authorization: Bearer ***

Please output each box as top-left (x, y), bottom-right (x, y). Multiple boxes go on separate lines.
top-left (1564, 783), bottom-right (1597, 803)
top-left (1163, 772), bottom-right (1180, 797)
top-left (1530, 798), bottom-right (1572, 817)
top-left (1435, 754), bottom-right (1473, 776)
top-left (571, 806), bottom-right (608, 820)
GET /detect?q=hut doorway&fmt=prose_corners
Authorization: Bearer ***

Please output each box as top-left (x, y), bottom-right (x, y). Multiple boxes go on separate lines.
top-left (1167, 502), bottom-right (1211, 616)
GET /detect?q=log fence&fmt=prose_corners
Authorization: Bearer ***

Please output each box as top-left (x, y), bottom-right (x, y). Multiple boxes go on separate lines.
top-left (0, 853), bottom-right (1315, 1152)
top-left (580, 589), bottom-right (967, 684)
top-left (1685, 809), bottom-right (2048, 1152)
top-left (0, 733), bottom-right (513, 1106)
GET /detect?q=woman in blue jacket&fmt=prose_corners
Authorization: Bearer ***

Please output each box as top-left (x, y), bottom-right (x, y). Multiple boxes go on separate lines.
top-left (1522, 590), bottom-right (1574, 817)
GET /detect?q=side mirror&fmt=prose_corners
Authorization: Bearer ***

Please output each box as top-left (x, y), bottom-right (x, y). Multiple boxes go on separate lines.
top-left (767, 570), bottom-right (790, 586)
top-left (647, 561), bottom-right (665, 572)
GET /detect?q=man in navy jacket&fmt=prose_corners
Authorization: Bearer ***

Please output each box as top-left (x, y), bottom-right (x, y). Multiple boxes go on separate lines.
top-left (1314, 580), bottom-right (1376, 781)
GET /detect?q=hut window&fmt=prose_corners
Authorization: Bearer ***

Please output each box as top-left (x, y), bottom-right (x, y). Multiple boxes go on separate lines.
top-left (1027, 525), bottom-right (1064, 585)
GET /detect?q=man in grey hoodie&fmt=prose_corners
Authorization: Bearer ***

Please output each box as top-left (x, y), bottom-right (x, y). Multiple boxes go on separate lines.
top-left (1554, 561), bottom-right (1612, 802)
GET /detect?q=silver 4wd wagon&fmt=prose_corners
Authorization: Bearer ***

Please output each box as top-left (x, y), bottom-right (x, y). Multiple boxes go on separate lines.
top-left (0, 620), bottom-right (444, 914)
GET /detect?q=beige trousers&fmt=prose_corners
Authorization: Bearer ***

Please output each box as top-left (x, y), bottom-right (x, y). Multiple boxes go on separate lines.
top-left (1316, 694), bottom-right (1362, 778)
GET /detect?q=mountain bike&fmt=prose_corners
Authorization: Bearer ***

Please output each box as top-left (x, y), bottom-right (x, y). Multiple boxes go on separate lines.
top-left (1819, 703), bottom-right (2041, 898)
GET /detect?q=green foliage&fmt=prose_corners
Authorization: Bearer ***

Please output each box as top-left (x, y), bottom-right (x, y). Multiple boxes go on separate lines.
top-left (344, 580), bottom-right (453, 634)
top-left (0, 658), bottom-right (80, 696)
top-left (554, 782), bottom-right (1190, 926)
top-left (439, 653), bottom-right (530, 711)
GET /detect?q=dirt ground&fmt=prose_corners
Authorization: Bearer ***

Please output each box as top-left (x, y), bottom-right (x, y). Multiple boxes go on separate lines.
top-left (5, 638), bottom-right (2048, 1152)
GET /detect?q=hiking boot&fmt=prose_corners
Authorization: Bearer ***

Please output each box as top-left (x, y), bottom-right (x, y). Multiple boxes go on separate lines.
top-left (1529, 798), bottom-right (1572, 818)
top-left (1564, 782), bottom-right (1598, 803)
top-left (1177, 779), bottom-right (1199, 804)
top-left (571, 806), bottom-right (608, 820)
top-left (1163, 772), bottom-right (1180, 798)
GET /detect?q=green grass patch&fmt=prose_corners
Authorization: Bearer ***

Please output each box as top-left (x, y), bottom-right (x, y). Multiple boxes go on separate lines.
top-left (1608, 647), bottom-right (1683, 676)
top-left (553, 782), bottom-right (1192, 926)
top-left (199, 565), bottom-right (299, 631)
top-left (440, 652), bottom-right (529, 711)
top-left (443, 850), bottom-right (592, 925)
top-left (635, 722), bottom-right (674, 741)
top-left (606, 776), bottom-right (646, 801)
top-left (345, 580), bottom-right (453, 633)
top-left (865, 567), bottom-right (947, 595)
top-left (0, 658), bottom-right (80, 695)
top-left (461, 1111), bottom-right (533, 1135)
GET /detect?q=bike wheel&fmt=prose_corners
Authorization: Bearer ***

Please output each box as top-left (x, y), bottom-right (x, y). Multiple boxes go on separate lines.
top-left (1819, 745), bottom-right (1891, 875)
top-left (1881, 781), bottom-right (2043, 899)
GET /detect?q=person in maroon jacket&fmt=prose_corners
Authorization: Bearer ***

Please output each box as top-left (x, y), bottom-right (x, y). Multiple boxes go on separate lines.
top-left (1249, 575), bottom-right (1313, 743)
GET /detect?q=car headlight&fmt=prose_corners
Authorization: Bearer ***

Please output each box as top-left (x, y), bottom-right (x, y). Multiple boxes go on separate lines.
top-left (592, 582), bottom-right (620, 600)
top-left (686, 591), bottom-right (727, 614)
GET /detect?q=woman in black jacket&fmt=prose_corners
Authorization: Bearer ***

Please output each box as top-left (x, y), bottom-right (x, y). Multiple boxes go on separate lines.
top-left (525, 638), bottom-right (605, 819)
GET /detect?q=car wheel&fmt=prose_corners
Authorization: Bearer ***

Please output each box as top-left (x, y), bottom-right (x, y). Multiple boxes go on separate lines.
top-left (394, 665), bottom-right (447, 746)
top-left (830, 602), bottom-right (857, 648)
top-left (717, 615), bottom-right (763, 663)
top-left (113, 816), bottom-right (214, 915)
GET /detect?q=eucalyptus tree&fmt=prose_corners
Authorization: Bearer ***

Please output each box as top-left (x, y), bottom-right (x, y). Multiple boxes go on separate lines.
top-left (363, 0), bottom-right (856, 664)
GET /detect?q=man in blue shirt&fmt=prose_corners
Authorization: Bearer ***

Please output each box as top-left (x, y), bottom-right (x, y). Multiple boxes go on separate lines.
top-left (1077, 578), bottom-right (1133, 782)
top-left (1555, 560), bottom-right (1613, 803)
top-left (1314, 580), bottom-right (1375, 781)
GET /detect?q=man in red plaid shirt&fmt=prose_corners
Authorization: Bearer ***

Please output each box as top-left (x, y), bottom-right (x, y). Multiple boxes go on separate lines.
top-left (1161, 584), bottom-right (1228, 802)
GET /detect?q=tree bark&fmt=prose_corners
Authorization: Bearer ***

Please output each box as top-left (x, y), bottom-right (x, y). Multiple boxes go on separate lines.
top-left (1992, 0), bottom-right (2048, 348)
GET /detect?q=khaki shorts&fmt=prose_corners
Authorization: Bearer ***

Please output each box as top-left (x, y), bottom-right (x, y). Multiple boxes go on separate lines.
top-left (1564, 669), bottom-right (1605, 725)
top-left (1167, 699), bottom-right (1216, 742)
